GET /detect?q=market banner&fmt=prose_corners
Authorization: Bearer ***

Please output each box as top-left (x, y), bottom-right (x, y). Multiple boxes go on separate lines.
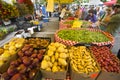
top-left (46, 0), bottom-right (54, 12)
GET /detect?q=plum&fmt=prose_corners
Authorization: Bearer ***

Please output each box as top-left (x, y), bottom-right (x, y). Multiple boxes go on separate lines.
top-left (22, 56), bottom-right (31, 66)
top-left (7, 65), bottom-right (18, 76)
top-left (17, 64), bottom-right (27, 73)
top-left (29, 69), bottom-right (37, 79)
top-left (1, 72), bottom-right (10, 80)
top-left (10, 73), bottom-right (22, 80)
top-left (31, 53), bottom-right (37, 58)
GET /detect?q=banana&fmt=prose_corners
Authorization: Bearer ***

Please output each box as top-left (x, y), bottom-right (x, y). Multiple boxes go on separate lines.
top-left (72, 64), bottom-right (79, 72)
top-left (70, 46), bottom-right (100, 74)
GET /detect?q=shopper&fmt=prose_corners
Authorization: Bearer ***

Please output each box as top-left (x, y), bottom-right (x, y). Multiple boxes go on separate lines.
top-left (112, 4), bottom-right (120, 15)
top-left (85, 11), bottom-right (97, 23)
top-left (88, 6), bottom-right (97, 15)
top-left (96, 7), bottom-right (101, 20)
top-left (100, 8), bottom-right (112, 26)
top-left (81, 7), bottom-right (88, 20)
top-left (59, 5), bottom-right (67, 20)
top-left (74, 6), bottom-right (82, 19)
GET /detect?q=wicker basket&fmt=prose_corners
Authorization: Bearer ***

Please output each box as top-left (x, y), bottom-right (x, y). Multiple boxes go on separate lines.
top-left (54, 28), bottom-right (115, 46)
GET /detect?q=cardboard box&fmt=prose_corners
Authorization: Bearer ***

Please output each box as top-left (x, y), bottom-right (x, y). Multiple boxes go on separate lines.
top-left (89, 46), bottom-right (120, 80)
top-left (70, 66), bottom-right (100, 80)
top-left (0, 54), bottom-right (18, 73)
top-left (40, 69), bottom-right (67, 79)
top-left (70, 46), bottom-right (101, 80)
top-left (97, 71), bottom-right (120, 80)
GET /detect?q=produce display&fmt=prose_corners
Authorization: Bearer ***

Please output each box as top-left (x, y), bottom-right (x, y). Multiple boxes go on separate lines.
top-left (71, 20), bottom-right (82, 28)
top-left (63, 20), bottom-right (91, 28)
top-left (64, 20), bottom-right (74, 26)
top-left (90, 46), bottom-right (120, 73)
top-left (1, 44), bottom-right (45, 80)
top-left (69, 46), bottom-right (100, 74)
top-left (57, 29), bottom-right (109, 43)
top-left (0, 38), bottom-right (25, 67)
top-left (41, 42), bottom-right (68, 72)
top-left (25, 37), bottom-right (50, 48)
top-left (81, 21), bottom-right (92, 28)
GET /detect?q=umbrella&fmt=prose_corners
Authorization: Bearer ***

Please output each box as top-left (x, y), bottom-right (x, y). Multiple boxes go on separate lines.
top-left (104, 0), bottom-right (117, 6)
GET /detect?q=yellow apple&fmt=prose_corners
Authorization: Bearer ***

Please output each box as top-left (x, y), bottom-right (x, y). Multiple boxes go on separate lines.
top-left (9, 50), bottom-right (16, 55)
top-left (9, 46), bottom-right (16, 51)
top-left (15, 43), bottom-right (22, 48)
top-left (3, 44), bottom-right (9, 50)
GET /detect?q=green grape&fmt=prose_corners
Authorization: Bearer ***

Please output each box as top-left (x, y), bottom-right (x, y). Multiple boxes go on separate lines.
top-left (57, 29), bottom-right (109, 43)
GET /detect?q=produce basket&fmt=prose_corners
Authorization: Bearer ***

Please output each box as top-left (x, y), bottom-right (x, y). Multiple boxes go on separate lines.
top-left (40, 42), bottom-right (69, 80)
top-left (55, 28), bottom-right (115, 46)
top-left (59, 20), bottom-right (91, 29)
top-left (90, 46), bottom-right (120, 80)
top-left (71, 68), bottom-right (100, 80)
top-left (59, 20), bottom-right (73, 29)
top-left (25, 37), bottom-right (51, 49)
top-left (69, 46), bottom-right (101, 80)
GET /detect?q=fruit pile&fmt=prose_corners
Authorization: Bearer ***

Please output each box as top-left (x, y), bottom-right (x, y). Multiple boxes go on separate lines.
top-left (25, 38), bottom-right (50, 48)
top-left (41, 42), bottom-right (68, 72)
top-left (71, 20), bottom-right (83, 28)
top-left (1, 44), bottom-right (45, 80)
top-left (69, 46), bottom-right (100, 74)
top-left (64, 20), bottom-right (83, 28)
top-left (0, 38), bottom-right (25, 67)
top-left (90, 46), bottom-right (120, 73)
top-left (57, 29), bottom-right (109, 43)
top-left (81, 21), bottom-right (91, 28)
top-left (63, 20), bottom-right (91, 28)
top-left (64, 20), bottom-right (74, 25)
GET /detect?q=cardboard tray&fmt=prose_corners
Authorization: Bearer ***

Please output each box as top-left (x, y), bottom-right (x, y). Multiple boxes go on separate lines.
top-left (70, 46), bottom-right (101, 80)
top-left (71, 69), bottom-right (99, 80)
top-left (96, 71), bottom-right (120, 80)
top-left (25, 37), bottom-right (51, 49)
top-left (40, 69), bottom-right (67, 79)
top-left (89, 46), bottom-right (120, 80)
top-left (70, 64), bottom-right (100, 80)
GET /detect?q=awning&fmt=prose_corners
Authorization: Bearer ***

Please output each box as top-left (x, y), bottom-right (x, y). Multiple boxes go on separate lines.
top-left (104, 0), bottom-right (117, 6)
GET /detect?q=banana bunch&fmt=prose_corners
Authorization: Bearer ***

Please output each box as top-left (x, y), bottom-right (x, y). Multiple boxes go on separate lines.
top-left (71, 20), bottom-right (83, 28)
top-left (69, 46), bottom-right (100, 74)
top-left (41, 42), bottom-right (68, 72)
